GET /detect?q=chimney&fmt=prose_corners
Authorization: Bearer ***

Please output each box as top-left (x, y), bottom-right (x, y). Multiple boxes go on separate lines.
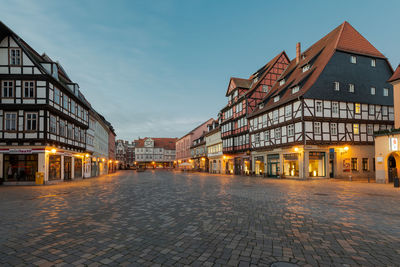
top-left (296, 42), bottom-right (301, 64)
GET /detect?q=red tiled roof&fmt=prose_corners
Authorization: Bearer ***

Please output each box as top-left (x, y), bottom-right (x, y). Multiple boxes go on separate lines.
top-left (388, 65), bottom-right (400, 83)
top-left (135, 137), bottom-right (177, 150)
top-left (225, 78), bottom-right (252, 96)
top-left (249, 21), bottom-right (390, 117)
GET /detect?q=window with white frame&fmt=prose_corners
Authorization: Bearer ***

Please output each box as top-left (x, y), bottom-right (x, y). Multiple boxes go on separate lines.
top-left (274, 95), bottom-right (280, 102)
top-left (353, 124), bottom-right (360, 135)
top-left (355, 103), bottom-right (361, 114)
top-left (25, 113), bottom-right (37, 131)
top-left (54, 88), bottom-right (60, 104)
top-left (262, 85), bottom-right (269, 93)
top-left (314, 122), bottom-right (321, 134)
top-left (367, 124), bottom-right (373, 135)
top-left (262, 114), bottom-right (267, 126)
top-left (67, 124), bottom-right (73, 139)
top-left (2, 81), bottom-right (14, 98)
top-left (332, 102), bottom-right (339, 115)
top-left (350, 55), bottom-right (357, 64)
top-left (330, 123), bottom-right (337, 135)
top-left (371, 59), bottom-right (376, 67)
top-left (279, 79), bottom-right (285, 86)
top-left (63, 95), bottom-right (69, 110)
top-left (10, 48), bottom-right (21, 65)
top-left (382, 106), bottom-right (388, 116)
top-left (292, 86), bottom-right (300, 94)
top-left (369, 105), bottom-right (374, 115)
top-left (23, 81), bottom-right (35, 98)
top-left (334, 81), bottom-right (340, 91)
top-left (285, 105), bottom-right (292, 118)
top-left (5, 112), bottom-right (17, 131)
top-left (288, 124), bottom-right (294, 137)
top-left (371, 87), bottom-right (376, 95)
top-left (264, 130), bottom-right (269, 142)
top-left (49, 115), bottom-right (57, 134)
top-left (349, 84), bottom-right (355, 93)
top-left (383, 88), bottom-right (389, 96)
top-left (273, 110), bottom-right (278, 123)
top-left (316, 101), bottom-right (322, 113)
top-left (275, 128), bottom-right (281, 139)
top-left (255, 133), bottom-right (260, 143)
top-left (302, 64), bottom-right (310, 72)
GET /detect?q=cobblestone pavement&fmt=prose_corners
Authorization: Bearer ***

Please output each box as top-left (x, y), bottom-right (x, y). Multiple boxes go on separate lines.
top-left (1, 170), bottom-right (400, 266)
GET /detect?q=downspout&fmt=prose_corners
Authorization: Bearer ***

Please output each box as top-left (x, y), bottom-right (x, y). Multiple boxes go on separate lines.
top-left (300, 96), bottom-right (306, 180)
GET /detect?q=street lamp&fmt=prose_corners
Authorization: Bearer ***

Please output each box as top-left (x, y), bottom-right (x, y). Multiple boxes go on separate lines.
top-left (51, 148), bottom-right (57, 154)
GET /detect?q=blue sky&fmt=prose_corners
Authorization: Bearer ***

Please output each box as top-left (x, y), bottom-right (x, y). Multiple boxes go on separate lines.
top-left (2, 0), bottom-right (399, 140)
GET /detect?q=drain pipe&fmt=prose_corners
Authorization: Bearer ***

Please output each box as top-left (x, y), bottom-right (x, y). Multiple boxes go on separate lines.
top-left (299, 96), bottom-right (306, 180)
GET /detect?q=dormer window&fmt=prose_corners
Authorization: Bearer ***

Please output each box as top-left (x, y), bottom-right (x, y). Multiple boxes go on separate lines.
top-left (371, 59), bottom-right (376, 67)
top-left (259, 103), bottom-right (264, 109)
top-left (279, 79), bottom-right (285, 86)
top-left (254, 77), bottom-right (259, 83)
top-left (334, 81), bottom-right (340, 91)
top-left (262, 85), bottom-right (269, 93)
top-left (301, 54), bottom-right (306, 60)
top-left (350, 56), bottom-right (357, 64)
top-left (302, 64), bottom-right (310, 73)
top-left (274, 95), bottom-right (280, 102)
top-left (291, 86), bottom-right (300, 94)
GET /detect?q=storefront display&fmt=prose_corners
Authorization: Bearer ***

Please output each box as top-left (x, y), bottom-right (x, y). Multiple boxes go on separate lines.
top-left (3, 154), bottom-right (38, 182)
top-left (64, 156), bottom-right (72, 180)
top-left (254, 156), bottom-right (264, 176)
top-left (283, 153), bottom-right (299, 177)
top-left (74, 157), bottom-right (83, 178)
top-left (309, 152), bottom-right (326, 177)
top-left (49, 155), bottom-right (61, 180)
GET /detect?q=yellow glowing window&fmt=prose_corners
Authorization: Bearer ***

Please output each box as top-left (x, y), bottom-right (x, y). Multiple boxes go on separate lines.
top-left (355, 103), bottom-right (361, 114)
top-left (353, 124), bottom-right (359, 134)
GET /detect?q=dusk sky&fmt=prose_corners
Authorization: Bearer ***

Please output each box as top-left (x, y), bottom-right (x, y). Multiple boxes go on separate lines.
top-left (2, 0), bottom-right (399, 140)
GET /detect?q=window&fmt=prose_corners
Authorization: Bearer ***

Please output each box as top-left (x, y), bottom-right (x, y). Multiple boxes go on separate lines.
top-left (330, 123), bottom-right (337, 135)
top-left (316, 101), bottom-right (322, 113)
top-left (60, 120), bottom-right (65, 137)
top-left (383, 88), bottom-right (389, 97)
top-left (273, 110), bottom-right (278, 123)
top-left (288, 124), bottom-right (294, 137)
top-left (334, 82), bottom-right (340, 91)
top-left (63, 95), bottom-right (69, 110)
top-left (371, 87), bottom-right (376, 95)
top-left (349, 84), bottom-right (354, 93)
top-left (355, 103), bottom-right (361, 114)
top-left (2, 81), bottom-right (14, 98)
top-left (49, 115), bottom-right (57, 134)
top-left (332, 102), bottom-right (339, 115)
top-left (367, 125), bottom-right (373, 135)
top-left (25, 113), bottom-right (37, 131)
top-left (81, 129), bottom-right (85, 142)
top-left (279, 79), bottom-right (285, 86)
top-left (67, 124), bottom-right (73, 139)
top-left (285, 105), bottom-right (292, 118)
top-left (23, 81), bottom-right (35, 98)
top-left (10, 48), bottom-right (21, 65)
top-left (353, 124), bottom-right (359, 135)
top-left (264, 130), bottom-right (269, 142)
top-left (71, 100), bottom-right (75, 114)
top-left (274, 95), bottom-right (280, 102)
top-left (362, 158), bottom-right (369, 171)
top-left (350, 56), bottom-right (357, 64)
top-left (74, 128), bottom-right (79, 140)
top-left (314, 122), bottom-right (321, 134)
top-left (382, 106), bottom-right (388, 116)
top-left (5, 113), bottom-right (17, 131)
top-left (275, 128), bottom-right (281, 139)
top-left (371, 59), bottom-right (376, 67)
top-left (302, 64), bottom-right (310, 72)
top-left (351, 158), bottom-right (358, 171)
top-left (292, 86), bottom-right (300, 94)
top-left (54, 88), bottom-right (60, 104)
top-left (262, 85), bottom-right (269, 93)
top-left (369, 105), bottom-right (374, 115)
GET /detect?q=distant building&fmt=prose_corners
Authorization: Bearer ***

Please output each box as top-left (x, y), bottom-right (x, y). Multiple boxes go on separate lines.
top-left (116, 139), bottom-right (136, 169)
top-left (135, 137), bottom-right (177, 168)
top-left (205, 120), bottom-right (225, 174)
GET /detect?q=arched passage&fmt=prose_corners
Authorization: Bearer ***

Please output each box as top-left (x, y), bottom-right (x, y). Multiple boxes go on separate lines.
top-left (387, 152), bottom-right (400, 183)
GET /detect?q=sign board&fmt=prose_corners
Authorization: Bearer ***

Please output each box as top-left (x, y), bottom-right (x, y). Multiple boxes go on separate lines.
top-left (9, 149), bottom-right (32, 154)
top-left (343, 158), bottom-right (351, 172)
top-left (377, 157), bottom-right (384, 163)
top-left (389, 138), bottom-right (398, 151)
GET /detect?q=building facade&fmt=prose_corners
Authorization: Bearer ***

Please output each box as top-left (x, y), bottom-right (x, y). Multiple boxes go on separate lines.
top-left (190, 134), bottom-right (208, 171)
top-left (135, 137), bottom-right (177, 168)
top-left (220, 52), bottom-right (289, 175)
top-left (375, 65), bottom-right (400, 183)
top-left (205, 120), bottom-right (225, 174)
top-left (116, 139), bottom-right (136, 169)
top-left (176, 118), bottom-right (214, 167)
top-left (248, 22), bottom-right (394, 179)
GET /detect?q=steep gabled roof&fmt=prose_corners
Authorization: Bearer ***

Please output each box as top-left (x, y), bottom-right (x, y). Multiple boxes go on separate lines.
top-left (135, 137), bottom-right (177, 150)
top-left (388, 65), bottom-right (400, 83)
top-left (250, 21), bottom-right (391, 117)
top-left (225, 78), bottom-right (252, 96)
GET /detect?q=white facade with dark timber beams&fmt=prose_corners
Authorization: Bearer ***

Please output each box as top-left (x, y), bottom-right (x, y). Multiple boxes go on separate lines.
top-left (248, 22), bottom-right (394, 179)
top-left (0, 21), bottom-right (113, 184)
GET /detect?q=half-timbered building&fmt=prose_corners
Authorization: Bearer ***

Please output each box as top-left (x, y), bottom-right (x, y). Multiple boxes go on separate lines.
top-left (248, 22), bottom-right (394, 179)
top-left (220, 52), bottom-right (289, 175)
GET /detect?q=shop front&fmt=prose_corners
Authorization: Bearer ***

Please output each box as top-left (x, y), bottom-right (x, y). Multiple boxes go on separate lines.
top-left (49, 155), bottom-right (61, 181)
top-left (3, 154), bottom-right (38, 182)
top-left (283, 153), bottom-right (299, 177)
top-left (309, 151), bottom-right (326, 177)
top-left (64, 156), bottom-right (72, 180)
top-left (267, 154), bottom-right (280, 177)
top-left (74, 156), bottom-right (83, 179)
top-left (254, 156), bottom-right (265, 176)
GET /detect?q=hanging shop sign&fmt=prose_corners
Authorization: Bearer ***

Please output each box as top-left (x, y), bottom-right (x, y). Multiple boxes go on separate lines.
top-left (389, 138), bottom-right (398, 151)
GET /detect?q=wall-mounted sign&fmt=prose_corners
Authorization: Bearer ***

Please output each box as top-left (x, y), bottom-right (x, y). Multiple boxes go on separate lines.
top-left (377, 157), bottom-right (383, 163)
top-left (9, 149), bottom-right (32, 154)
top-left (343, 158), bottom-right (351, 172)
top-left (389, 138), bottom-right (398, 151)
